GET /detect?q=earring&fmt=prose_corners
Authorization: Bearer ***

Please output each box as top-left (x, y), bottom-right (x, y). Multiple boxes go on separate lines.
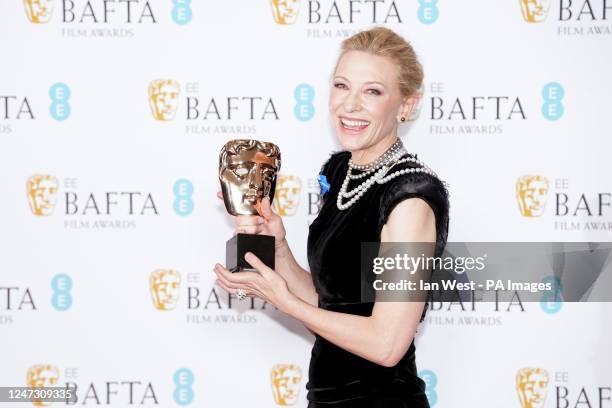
top-left (400, 117), bottom-right (406, 122)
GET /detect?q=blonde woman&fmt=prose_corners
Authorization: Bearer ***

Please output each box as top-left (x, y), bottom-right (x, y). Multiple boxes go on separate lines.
top-left (215, 27), bottom-right (449, 407)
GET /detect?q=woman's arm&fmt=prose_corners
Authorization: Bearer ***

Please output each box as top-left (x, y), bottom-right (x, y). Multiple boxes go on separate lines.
top-left (274, 238), bottom-right (318, 307)
top-left (214, 196), bottom-right (436, 367)
top-left (283, 197), bottom-right (436, 366)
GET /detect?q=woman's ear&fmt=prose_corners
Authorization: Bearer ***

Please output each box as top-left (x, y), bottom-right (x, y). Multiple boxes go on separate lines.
top-left (397, 94), bottom-right (420, 123)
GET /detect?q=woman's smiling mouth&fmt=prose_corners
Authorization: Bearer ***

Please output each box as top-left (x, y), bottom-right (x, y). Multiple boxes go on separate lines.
top-left (339, 116), bottom-right (371, 134)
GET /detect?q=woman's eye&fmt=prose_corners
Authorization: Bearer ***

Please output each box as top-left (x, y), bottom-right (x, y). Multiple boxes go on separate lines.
top-left (333, 82), bottom-right (347, 89)
top-left (366, 89), bottom-right (381, 96)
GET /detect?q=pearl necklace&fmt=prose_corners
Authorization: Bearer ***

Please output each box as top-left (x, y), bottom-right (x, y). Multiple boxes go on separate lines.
top-left (336, 141), bottom-right (437, 211)
top-left (348, 139), bottom-right (404, 171)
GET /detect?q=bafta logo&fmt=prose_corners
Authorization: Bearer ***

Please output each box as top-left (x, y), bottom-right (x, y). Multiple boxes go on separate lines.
top-left (270, 0), bottom-right (300, 24)
top-left (27, 175), bottom-right (59, 216)
top-left (519, 0), bottom-right (551, 23)
top-left (150, 269), bottom-right (181, 310)
top-left (148, 79), bottom-right (180, 121)
top-left (516, 368), bottom-right (550, 408)
top-left (27, 364), bottom-right (59, 407)
top-left (516, 175), bottom-right (549, 217)
top-left (23, 0), bottom-right (54, 24)
top-left (271, 364), bottom-right (302, 406)
top-left (272, 175), bottom-right (302, 216)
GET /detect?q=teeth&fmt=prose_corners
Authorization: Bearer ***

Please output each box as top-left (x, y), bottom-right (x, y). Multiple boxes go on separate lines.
top-left (341, 118), bottom-right (370, 128)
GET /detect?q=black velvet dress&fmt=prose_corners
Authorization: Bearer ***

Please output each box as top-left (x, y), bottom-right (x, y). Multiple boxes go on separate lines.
top-left (306, 150), bottom-right (450, 407)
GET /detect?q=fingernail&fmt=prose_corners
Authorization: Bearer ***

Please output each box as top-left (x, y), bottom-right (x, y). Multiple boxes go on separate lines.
top-left (245, 252), bottom-right (253, 261)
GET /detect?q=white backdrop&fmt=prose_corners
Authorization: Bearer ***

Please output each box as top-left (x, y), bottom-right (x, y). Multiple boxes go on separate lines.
top-left (1, 0), bottom-right (611, 407)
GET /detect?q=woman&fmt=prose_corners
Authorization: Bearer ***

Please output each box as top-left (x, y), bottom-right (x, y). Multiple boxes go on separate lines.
top-left (214, 26), bottom-right (449, 407)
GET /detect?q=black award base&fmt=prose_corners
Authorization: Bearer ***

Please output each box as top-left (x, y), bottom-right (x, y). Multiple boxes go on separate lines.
top-left (226, 233), bottom-right (275, 272)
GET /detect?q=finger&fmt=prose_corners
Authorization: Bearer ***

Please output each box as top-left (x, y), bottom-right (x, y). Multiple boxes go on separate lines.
top-left (244, 252), bottom-right (273, 278)
top-left (215, 277), bottom-right (236, 293)
top-left (214, 264), bottom-right (261, 285)
top-left (235, 215), bottom-right (264, 226)
top-left (235, 225), bottom-right (262, 235)
top-left (217, 277), bottom-right (259, 300)
top-left (217, 191), bottom-right (223, 200)
top-left (259, 196), bottom-right (276, 220)
top-left (214, 269), bottom-right (241, 290)
top-left (216, 279), bottom-right (251, 299)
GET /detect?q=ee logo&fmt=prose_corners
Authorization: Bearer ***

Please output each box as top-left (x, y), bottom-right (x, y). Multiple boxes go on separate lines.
top-left (171, 0), bottom-right (192, 24)
top-left (294, 83), bottom-right (315, 121)
top-left (419, 369), bottom-right (438, 406)
top-left (173, 179), bottom-right (194, 216)
top-left (49, 83), bottom-right (71, 121)
top-left (173, 368), bottom-right (194, 405)
top-left (542, 82), bottom-right (564, 121)
top-left (417, 0), bottom-right (439, 24)
top-left (51, 274), bottom-right (73, 311)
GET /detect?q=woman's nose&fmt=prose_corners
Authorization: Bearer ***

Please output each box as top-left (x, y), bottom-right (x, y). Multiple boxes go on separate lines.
top-left (343, 90), bottom-right (362, 112)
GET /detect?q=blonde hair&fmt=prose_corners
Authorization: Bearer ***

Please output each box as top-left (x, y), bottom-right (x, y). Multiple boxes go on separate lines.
top-left (334, 27), bottom-right (424, 100)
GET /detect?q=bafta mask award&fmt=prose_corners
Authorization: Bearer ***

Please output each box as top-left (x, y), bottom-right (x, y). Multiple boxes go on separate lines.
top-left (219, 139), bottom-right (281, 272)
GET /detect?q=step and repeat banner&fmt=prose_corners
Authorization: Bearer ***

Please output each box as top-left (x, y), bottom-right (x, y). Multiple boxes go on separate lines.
top-left (1, 0), bottom-right (611, 407)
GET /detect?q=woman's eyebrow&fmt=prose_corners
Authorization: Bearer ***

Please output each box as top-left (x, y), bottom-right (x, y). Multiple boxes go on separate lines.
top-left (364, 81), bottom-right (386, 88)
top-left (333, 76), bottom-right (387, 88)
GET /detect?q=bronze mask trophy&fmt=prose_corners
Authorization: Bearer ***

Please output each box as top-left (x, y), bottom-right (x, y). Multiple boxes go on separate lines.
top-left (219, 139), bottom-right (281, 272)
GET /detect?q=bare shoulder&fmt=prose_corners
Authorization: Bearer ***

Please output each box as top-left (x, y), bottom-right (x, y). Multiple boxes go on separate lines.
top-left (381, 196), bottom-right (436, 242)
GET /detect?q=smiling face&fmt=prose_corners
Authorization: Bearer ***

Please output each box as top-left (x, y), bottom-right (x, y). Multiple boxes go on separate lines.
top-left (329, 50), bottom-right (415, 164)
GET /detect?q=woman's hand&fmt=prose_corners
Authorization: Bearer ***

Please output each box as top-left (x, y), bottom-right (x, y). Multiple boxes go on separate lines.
top-left (213, 252), bottom-right (297, 313)
top-left (217, 192), bottom-right (287, 250)
top-left (216, 190), bottom-right (318, 307)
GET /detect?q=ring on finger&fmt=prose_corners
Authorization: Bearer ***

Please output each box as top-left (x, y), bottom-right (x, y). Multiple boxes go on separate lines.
top-left (236, 288), bottom-right (247, 301)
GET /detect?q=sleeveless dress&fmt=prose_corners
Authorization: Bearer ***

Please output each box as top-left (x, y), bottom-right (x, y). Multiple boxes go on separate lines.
top-left (306, 150), bottom-right (450, 407)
